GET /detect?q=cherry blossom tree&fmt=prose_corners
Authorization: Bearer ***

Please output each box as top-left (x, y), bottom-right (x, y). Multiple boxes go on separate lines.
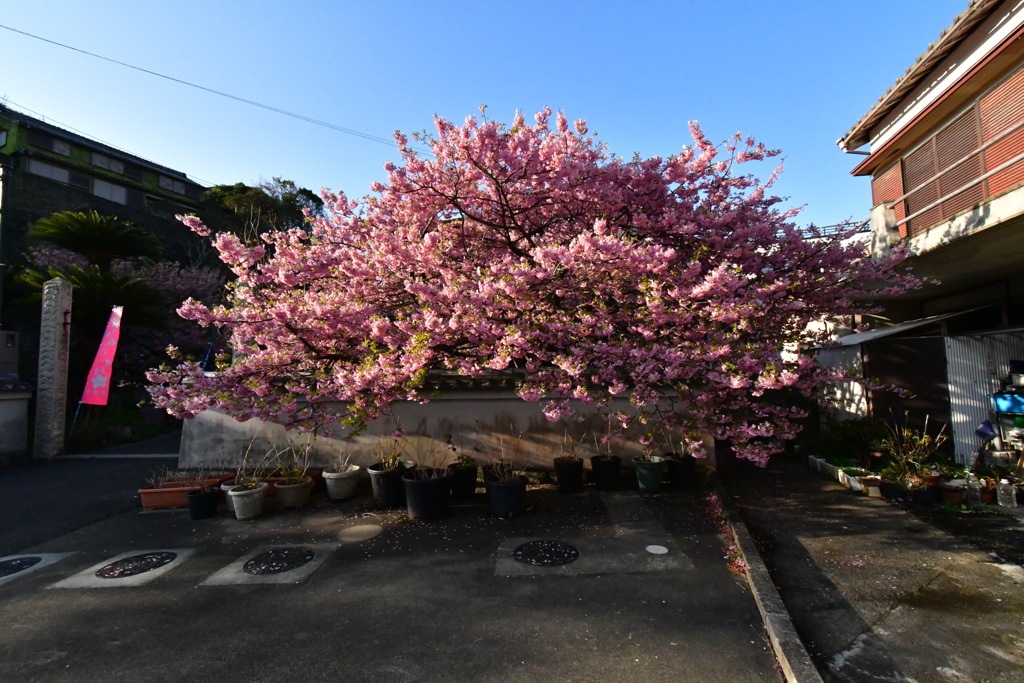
top-left (147, 107), bottom-right (916, 464)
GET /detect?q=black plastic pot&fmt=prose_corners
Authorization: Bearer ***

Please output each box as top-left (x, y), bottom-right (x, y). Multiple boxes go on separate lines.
top-left (633, 457), bottom-right (665, 493)
top-left (664, 453), bottom-right (697, 489)
top-left (486, 475), bottom-right (527, 518)
top-left (368, 461), bottom-right (415, 507)
top-left (590, 455), bottom-right (621, 491)
top-left (403, 469), bottom-right (452, 520)
top-left (553, 457), bottom-right (584, 493)
top-left (879, 481), bottom-right (909, 501)
top-left (187, 487), bottom-right (219, 520)
top-left (447, 463), bottom-right (479, 501)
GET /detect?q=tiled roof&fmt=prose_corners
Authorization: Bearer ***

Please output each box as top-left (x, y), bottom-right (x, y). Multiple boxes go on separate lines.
top-left (837, 0), bottom-right (999, 152)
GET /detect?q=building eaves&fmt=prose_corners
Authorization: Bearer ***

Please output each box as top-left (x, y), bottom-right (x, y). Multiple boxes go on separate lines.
top-left (837, 0), bottom-right (999, 152)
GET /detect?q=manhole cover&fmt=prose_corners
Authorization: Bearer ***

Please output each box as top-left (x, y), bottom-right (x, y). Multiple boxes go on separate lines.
top-left (96, 552), bottom-right (177, 579)
top-left (244, 547), bottom-right (315, 575)
top-left (646, 545), bottom-right (669, 555)
top-left (512, 540), bottom-right (580, 566)
top-left (0, 556), bottom-right (42, 578)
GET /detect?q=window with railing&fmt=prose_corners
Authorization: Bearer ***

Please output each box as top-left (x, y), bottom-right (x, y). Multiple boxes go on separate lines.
top-left (872, 61), bottom-right (1024, 239)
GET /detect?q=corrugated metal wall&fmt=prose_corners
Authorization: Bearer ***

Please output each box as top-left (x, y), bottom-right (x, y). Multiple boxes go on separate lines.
top-left (946, 332), bottom-right (1024, 462)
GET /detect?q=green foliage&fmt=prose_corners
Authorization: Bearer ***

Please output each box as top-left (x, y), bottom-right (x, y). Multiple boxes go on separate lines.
top-left (200, 177), bottom-right (323, 243)
top-left (28, 210), bottom-right (161, 270)
top-left (820, 415), bottom-right (887, 467)
top-left (880, 413), bottom-right (949, 488)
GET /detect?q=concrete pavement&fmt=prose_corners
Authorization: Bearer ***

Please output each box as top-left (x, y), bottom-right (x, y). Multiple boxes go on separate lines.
top-left (723, 456), bottom-right (1024, 683)
top-left (0, 454), bottom-right (782, 682)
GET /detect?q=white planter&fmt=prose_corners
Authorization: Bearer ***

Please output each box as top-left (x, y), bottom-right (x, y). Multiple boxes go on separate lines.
top-left (227, 482), bottom-right (269, 520)
top-left (323, 465), bottom-right (361, 500)
top-left (221, 480), bottom-right (238, 513)
top-left (839, 471), bottom-right (865, 492)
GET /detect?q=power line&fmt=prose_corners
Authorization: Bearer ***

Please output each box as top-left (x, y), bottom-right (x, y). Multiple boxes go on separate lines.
top-left (0, 23), bottom-right (417, 151)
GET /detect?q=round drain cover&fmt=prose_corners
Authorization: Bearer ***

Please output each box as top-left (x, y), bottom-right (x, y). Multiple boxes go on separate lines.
top-left (0, 556), bottom-right (42, 578)
top-left (96, 552), bottom-right (177, 579)
top-left (512, 540), bottom-right (580, 566)
top-left (646, 545), bottom-right (669, 555)
top-left (244, 547), bottom-right (315, 575)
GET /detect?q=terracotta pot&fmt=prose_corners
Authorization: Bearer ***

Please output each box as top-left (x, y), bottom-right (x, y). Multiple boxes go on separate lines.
top-left (939, 485), bottom-right (965, 504)
top-left (275, 477), bottom-right (313, 508)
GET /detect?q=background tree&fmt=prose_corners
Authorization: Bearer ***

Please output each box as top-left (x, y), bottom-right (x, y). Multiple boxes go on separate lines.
top-left (26, 210), bottom-right (161, 270)
top-left (148, 108), bottom-right (917, 464)
top-left (199, 177), bottom-right (324, 246)
top-left (12, 210), bottom-right (223, 423)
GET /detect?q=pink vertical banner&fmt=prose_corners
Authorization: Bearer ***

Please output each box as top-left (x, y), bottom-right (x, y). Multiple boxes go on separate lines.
top-left (80, 306), bottom-right (123, 406)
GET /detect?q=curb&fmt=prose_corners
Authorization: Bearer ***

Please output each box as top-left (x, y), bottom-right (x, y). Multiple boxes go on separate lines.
top-left (715, 480), bottom-right (824, 683)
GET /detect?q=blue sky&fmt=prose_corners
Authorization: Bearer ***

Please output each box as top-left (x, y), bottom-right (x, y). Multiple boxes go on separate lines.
top-left (1, 1), bottom-right (967, 229)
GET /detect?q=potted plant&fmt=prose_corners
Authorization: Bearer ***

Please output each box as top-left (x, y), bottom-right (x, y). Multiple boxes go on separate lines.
top-left (226, 442), bottom-right (273, 520)
top-left (485, 457), bottom-right (527, 518)
top-left (588, 423), bottom-right (623, 490)
top-left (138, 465), bottom-right (233, 511)
top-left (877, 413), bottom-right (948, 504)
top-left (448, 452), bottom-right (480, 501)
top-left (323, 452), bottom-right (361, 501)
top-left (485, 430), bottom-right (527, 518)
top-left (270, 439), bottom-right (314, 509)
top-left (186, 468), bottom-right (220, 520)
top-left (220, 439), bottom-right (272, 512)
top-left (632, 439), bottom-right (666, 493)
top-left (589, 451), bottom-right (621, 491)
top-left (403, 467), bottom-right (453, 520)
top-left (367, 435), bottom-right (415, 507)
top-left (552, 433), bottom-right (584, 493)
top-left (661, 431), bottom-right (698, 489)
top-left (937, 462), bottom-right (969, 504)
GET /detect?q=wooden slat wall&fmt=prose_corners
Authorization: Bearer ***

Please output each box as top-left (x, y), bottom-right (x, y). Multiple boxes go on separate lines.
top-left (981, 65), bottom-right (1024, 197)
top-left (872, 60), bottom-right (1024, 240)
top-left (903, 141), bottom-right (942, 236)
top-left (871, 162), bottom-right (907, 236)
top-left (936, 109), bottom-right (984, 219)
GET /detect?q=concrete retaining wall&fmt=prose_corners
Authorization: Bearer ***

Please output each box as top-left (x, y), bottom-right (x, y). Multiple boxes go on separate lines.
top-left (179, 391), bottom-right (695, 471)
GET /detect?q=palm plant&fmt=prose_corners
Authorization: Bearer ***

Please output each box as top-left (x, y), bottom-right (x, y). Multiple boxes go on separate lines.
top-left (27, 210), bottom-right (161, 271)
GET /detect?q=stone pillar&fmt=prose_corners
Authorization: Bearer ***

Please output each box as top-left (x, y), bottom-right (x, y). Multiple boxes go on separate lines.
top-left (869, 201), bottom-right (899, 259)
top-left (34, 277), bottom-right (72, 459)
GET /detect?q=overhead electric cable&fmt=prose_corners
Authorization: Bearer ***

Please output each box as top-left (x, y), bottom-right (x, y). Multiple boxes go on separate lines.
top-left (0, 23), bottom-right (420, 151)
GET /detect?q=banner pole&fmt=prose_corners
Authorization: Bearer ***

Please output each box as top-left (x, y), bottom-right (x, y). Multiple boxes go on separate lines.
top-left (67, 401), bottom-right (83, 449)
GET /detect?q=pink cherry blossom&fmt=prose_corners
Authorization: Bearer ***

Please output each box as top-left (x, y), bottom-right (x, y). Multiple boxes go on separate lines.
top-left (147, 109), bottom-right (917, 463)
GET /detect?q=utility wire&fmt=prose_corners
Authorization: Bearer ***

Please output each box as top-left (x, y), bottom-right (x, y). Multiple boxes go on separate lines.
top-left (0, 23), bottom-right (419, 151)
